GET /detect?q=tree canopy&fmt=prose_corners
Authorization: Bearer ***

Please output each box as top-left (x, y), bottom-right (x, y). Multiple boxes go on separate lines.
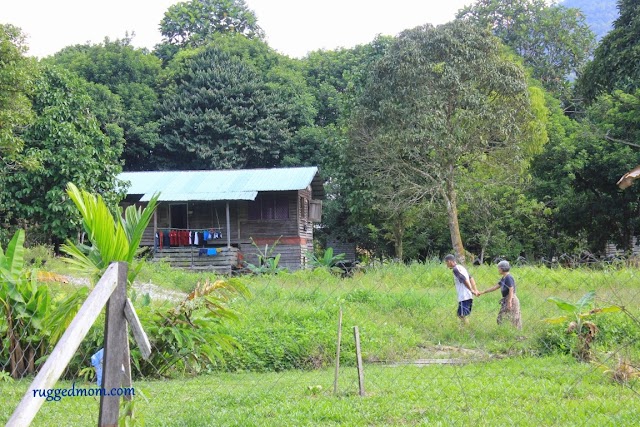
top-left (47, 37), bottom-right (162, 170)
top-left (577, 0), bottom-right (640, 103)
top-left (0, 24), bottom-right (35, 169)
top-left (0, 65), bottom-right (123, 246)
top-left (350, 21), bottom-right (546, 261)
top-left (156, 45), bottom-right (292, 169)
top-left (457, 0), bottom-right (595, 98)
top-left (157, 0), bottom-right (263, 61)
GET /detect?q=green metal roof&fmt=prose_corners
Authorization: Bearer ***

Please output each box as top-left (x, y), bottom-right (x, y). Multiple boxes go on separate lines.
top-left (119, 167), bottom-right (323, 202)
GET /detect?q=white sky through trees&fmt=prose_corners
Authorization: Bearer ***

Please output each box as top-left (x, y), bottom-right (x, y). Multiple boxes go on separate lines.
top-left (2, 0), bottom-right (472, 58)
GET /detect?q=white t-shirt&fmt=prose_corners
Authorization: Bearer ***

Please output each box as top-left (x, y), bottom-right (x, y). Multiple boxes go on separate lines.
top-left (452, 264), bottom-right (473, 302)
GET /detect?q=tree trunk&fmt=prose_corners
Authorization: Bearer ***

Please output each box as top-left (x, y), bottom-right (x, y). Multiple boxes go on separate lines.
top-left (28, 346), bottom-right (35, 374)
top-left (392, 215), bottom-right (404, 261)
top-left (8, 326), bottom-right (26, 379)
top-left (444, 178), bottom-right (465, 263)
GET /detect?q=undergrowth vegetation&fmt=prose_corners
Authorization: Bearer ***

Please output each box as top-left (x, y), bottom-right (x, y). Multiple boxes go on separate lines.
top-left (210, 262), bottom-right (640, 373)
top-left (11, 251), bottom-right (640, 377)
top-left (3, 253), bottom-right (639, 425)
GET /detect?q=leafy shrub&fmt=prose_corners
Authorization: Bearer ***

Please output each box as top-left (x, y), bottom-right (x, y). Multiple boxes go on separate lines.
top-left (132, 278), bottom-right (249, 378)
top-left (308, 247), bottom-right (346, 274)
top-left (536, 325), bottom-right (574, 356)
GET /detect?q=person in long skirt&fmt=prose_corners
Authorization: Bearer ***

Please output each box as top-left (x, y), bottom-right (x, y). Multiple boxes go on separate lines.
top-left (480, 260), bottom-right (522, 330)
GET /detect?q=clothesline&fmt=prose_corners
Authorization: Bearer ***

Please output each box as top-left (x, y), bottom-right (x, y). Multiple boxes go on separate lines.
top-left (154, 229), bottom-right (225, 249)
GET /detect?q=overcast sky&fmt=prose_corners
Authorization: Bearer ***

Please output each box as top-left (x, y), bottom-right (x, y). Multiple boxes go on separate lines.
top-left (2, 0), bottom-right (473, 59)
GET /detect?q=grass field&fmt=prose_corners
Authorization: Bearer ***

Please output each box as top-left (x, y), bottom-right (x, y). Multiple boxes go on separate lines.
top-left (1, 260), bottom-right (639, 425)
top-left (1, 357), bottom-right (638, 426)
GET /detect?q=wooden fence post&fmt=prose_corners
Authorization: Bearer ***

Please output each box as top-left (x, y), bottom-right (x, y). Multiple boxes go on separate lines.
top-left (333, 307), bottom-right (343, 395)
top-left (98, 262), bottom-right (128, 427)
top-left (354, 326), bottom-right (365, 397)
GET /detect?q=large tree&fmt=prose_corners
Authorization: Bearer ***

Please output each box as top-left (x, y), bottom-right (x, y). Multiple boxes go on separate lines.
top-left (47, 37), bottom-right (162, 170)
top-left (577, 0), bottom-right (640, 103)
top-left (201, 34), bottom-right (321, 167)
top-left (457, 0), bottom-right (595, 99)
top-left (299, 38), bottom-right (394, 253)
top-left (156, 0), bottom-right (263, 61)
top-left (156, 45), bottom-right (292, 169)
top-left (349, 21), bottom-right (545, 261)
top-left (0, 65), bottom-right (123, 246)
top-left (0, 24), bottom-right (35, 170)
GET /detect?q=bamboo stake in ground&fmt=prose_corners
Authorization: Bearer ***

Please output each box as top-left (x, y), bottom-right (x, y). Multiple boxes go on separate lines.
top-left (354, 326), bottom-right (365, 396)
top-left (333, 307), bottom-right (343, 395)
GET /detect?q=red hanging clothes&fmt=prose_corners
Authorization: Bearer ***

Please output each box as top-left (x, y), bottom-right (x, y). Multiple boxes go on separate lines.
top-left (180, 230), bottom-right (189, 246)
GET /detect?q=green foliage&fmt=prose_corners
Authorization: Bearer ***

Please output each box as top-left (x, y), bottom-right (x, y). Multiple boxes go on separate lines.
top-left (245, 237), bottom-right (286, 275)
top-left (460, 182), bottom-right (549, 262)
top-left (61, 183), bottom-right (159, 285)
top-left (302, 37), bottom-right (392, 128)
top-left (47, 37), bottom-right (163, 171)
top-left (157, 0), bottom-right (264, 61)
top-left (193, 34), bottom-right (320, 167)
top-left (531, 89), bottom-right (640, 254)
top-left (458, 0), bottom-right (595, 98)
top-left (133, 278), bottom-right (249, 377)
top-left (157, 45), bottom-right (293, 169)
top-left (578, 0), bottom-right (640, 102)
top-left (545, 291), bottom-right (622, 361)
top-left (308, 247), bottom-right (346, 273)
top-left (0, 230), bottom-right (51, 378)
top-left (23, 244), bottom-right (54, 268)
top-left (0, 24), bottom-right (36, 169)
top-left (350, 21), bottom-right (542, 261)
top-left (0, 65), bottom-right (124, 245)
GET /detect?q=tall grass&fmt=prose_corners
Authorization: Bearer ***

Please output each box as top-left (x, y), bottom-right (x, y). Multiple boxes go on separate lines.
top-left (206, 261), bottom-right (640, 372)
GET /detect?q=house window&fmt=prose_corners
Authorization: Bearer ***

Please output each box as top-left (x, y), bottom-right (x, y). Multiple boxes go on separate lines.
top-left (249, 195), bottom-right (289, 220)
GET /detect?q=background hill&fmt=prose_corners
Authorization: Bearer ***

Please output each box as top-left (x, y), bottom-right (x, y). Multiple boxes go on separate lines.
top-left (562, 0), bottom-right (618, 40)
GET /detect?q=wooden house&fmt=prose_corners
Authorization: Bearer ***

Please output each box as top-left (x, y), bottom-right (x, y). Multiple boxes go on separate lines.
top-left (119, 167), bottom-right (324, 272)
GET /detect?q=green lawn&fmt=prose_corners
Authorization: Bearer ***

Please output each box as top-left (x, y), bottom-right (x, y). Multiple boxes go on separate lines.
top-left (1, 356), bottom-right (638, 426)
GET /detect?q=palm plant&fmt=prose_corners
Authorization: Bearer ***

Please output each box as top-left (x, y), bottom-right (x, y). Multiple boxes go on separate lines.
top-left (60, 182), bottom-right (159, 285)
top-left (39, 183), bottom-right (160, 352)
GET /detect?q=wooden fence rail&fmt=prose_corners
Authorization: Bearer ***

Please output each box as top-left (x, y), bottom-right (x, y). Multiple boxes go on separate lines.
top-left (7, 262), bottom-right (151, 427)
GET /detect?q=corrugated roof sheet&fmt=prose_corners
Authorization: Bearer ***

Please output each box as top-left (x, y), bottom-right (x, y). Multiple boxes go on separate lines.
top-left (119, 167), bottom-right (323, 202)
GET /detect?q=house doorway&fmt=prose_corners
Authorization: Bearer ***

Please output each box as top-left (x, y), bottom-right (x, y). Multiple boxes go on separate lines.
top-left (170, 204), bottom-right (188, 229)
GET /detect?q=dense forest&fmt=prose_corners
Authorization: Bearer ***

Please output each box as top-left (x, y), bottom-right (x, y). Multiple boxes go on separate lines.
top-left (1, 0), bottom-right (639, 263)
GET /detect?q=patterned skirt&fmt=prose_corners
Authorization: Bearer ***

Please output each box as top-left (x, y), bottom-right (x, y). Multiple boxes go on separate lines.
top-left (498, 295), bottom-right (522, 330)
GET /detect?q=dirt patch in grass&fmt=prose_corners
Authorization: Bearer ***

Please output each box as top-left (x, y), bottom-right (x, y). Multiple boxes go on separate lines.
top-left (61, 275), bottom-right (186, 302)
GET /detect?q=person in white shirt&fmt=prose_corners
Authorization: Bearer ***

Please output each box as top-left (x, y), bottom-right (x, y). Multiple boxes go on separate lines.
top-left (444, 254), bottom-right (480, 324)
